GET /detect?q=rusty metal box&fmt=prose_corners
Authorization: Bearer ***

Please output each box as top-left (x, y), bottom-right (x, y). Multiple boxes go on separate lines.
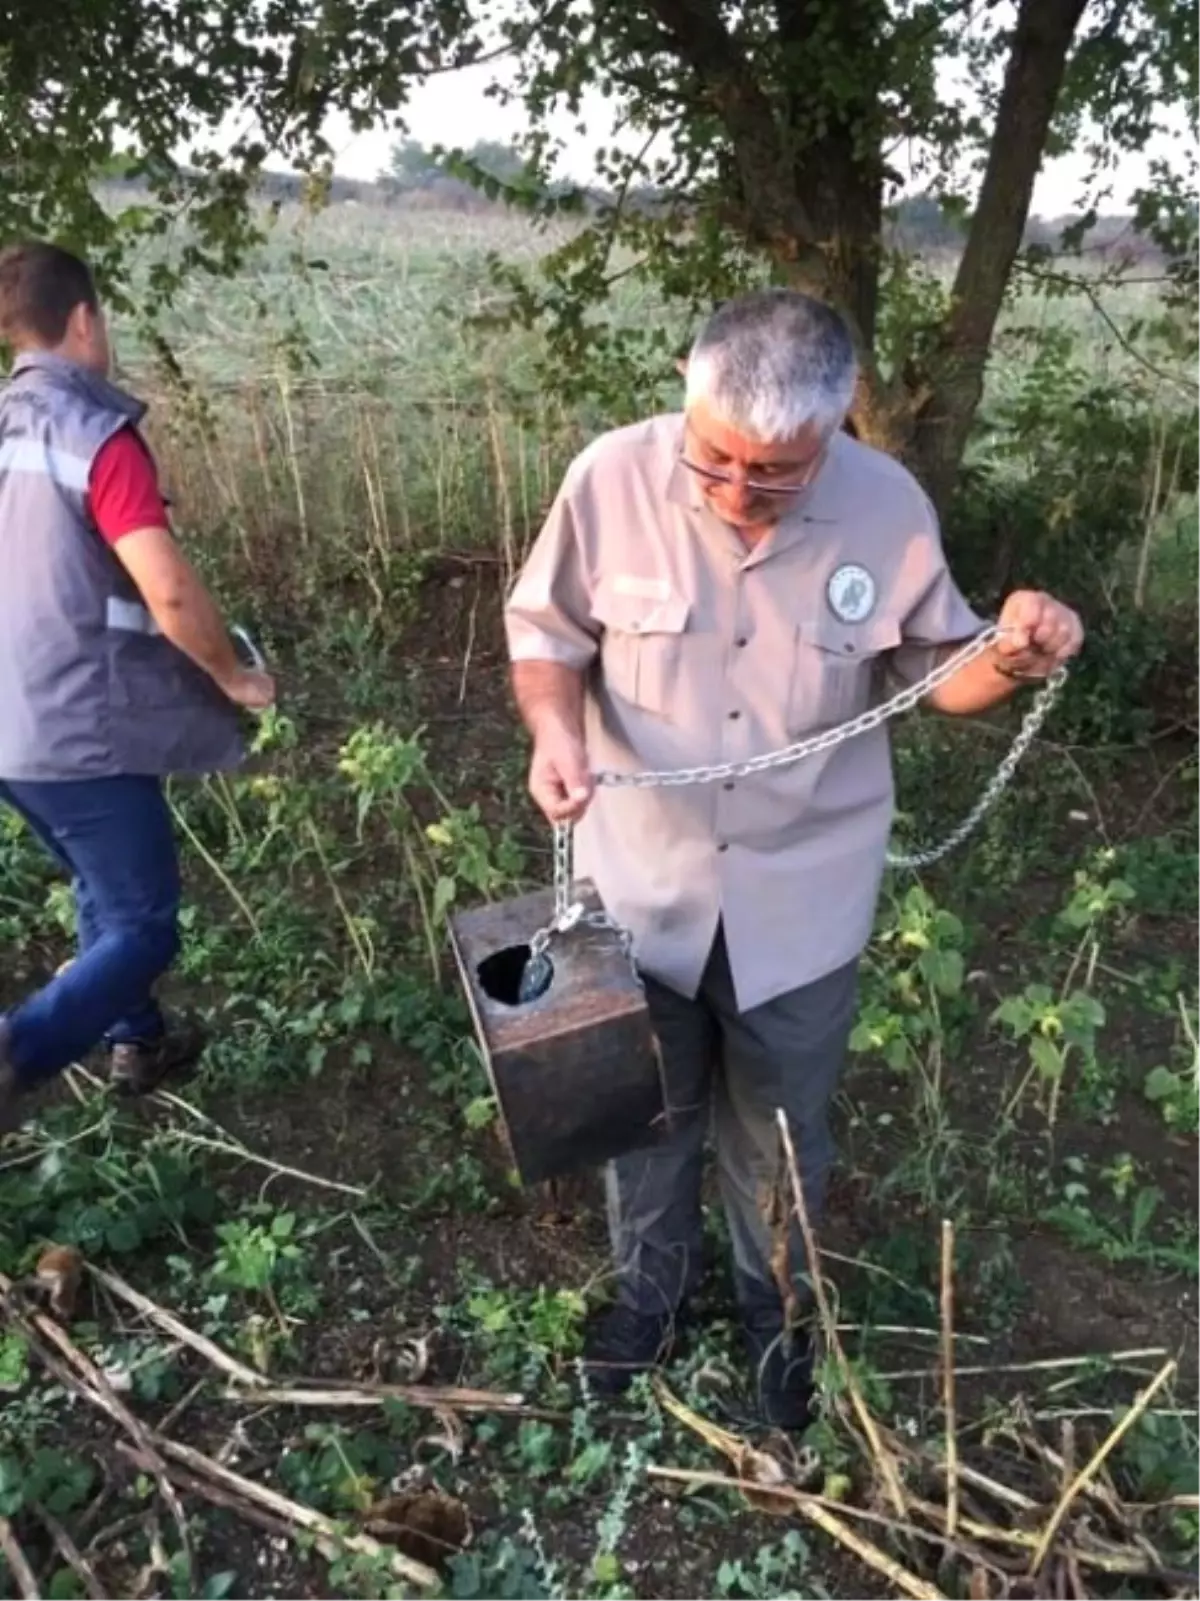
top-left (448, 880), bottom-right (670, 1186)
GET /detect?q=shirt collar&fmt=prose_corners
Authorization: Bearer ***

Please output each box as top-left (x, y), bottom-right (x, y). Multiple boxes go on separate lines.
top-left (9, 350), bottom-right (146, 425)
top-left (663, 416), bottom-right (845, 559)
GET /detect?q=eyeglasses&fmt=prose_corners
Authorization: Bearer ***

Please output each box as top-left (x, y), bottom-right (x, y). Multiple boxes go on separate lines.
top-left (677, 432), bottom-right (826, 498)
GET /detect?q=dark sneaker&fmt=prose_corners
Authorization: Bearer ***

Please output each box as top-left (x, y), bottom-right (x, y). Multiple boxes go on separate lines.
top-left (579, 1304), bottom-right (685, 1396)
top-left (742, 1312), bottom-right (815, 1431)
top-left (109, 1021), bottom-right (206, 1096)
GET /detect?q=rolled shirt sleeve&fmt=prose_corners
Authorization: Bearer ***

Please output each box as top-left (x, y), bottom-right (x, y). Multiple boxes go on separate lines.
top-left (505, 471), bottom-right (600, 669)
top-left (888, 491), bottom-right (988, 688)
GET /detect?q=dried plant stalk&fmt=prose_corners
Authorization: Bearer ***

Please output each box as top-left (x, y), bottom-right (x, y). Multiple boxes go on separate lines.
top-left (1029, 1359), bottom-right (1177, 1574)
top-left (775, 1108), bottom-right (909, 1519)
top-left (941, 1219), bottom-right (959, 1538)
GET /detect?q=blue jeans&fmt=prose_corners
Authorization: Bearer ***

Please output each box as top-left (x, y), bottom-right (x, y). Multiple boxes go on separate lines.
top-left (0, 776), bottom-right (181, 1088)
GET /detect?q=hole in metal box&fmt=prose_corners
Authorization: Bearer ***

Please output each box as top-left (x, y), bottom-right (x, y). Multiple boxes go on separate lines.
top-left (477, 944), bottom-right (554, 1006)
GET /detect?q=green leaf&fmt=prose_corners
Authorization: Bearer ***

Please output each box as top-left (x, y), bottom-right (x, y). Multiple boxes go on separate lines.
top-left (1143, 1065), bottom-right (1181, 1103)
top-left (993, 996), bottom-right (1034, 1035)
top-left (570, 1439), bottom-right (613, 1485)
top-left (0, 1455), bottom-right (25, 1516)
top-left (920, 947), bottom-right (963, 996)
top-left (1130, 1186), bottom-right (1162, 1243)
top-left (106, 1217), bottom-right (142, 1254)
top-left (0, 1333), bottom-right (30, 1390)
top-left (48, 1569), bottom-right (85, 1600)
top-left (464, 1095), bottom-right (496, 1130)
top-left (1031, 1036), bottom-right (1064, 1081)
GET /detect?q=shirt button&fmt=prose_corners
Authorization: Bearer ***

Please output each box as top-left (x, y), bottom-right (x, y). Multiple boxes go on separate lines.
top-left (843, 642), bottom-right (856, 654)
top-left (717, 842), bottom-right (729, 853)
top-left (723, 781), bottom-right (735, 791)
top-left (735, 637), bottom-right (748, 648)
top-left (728, 709), bottom-right (741, 720)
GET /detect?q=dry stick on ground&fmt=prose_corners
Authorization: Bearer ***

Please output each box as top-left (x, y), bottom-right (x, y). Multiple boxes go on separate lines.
top-left (774, 1108), bottom-right (909, 1520)
top-left (86, 1267), bottom-right (536, 1418)
top-left (963, 1405), bottom-right (1115, 1437)
top-left (0, 1275), bottom-right (195, 1590)
top-left (940, 1220), bottom-right (959, 1540)
top-left (148, 1435), bottom-right (440, 1589)
top-left (765, 1493), bottom-right (947, 1601)
top-left (167, 1129), bottom-right (369, 1200)
top-left (1015, 1413), bottom-right (1162, 1568)
top-left (33, 1505), bottom-right (106, 1601)
top-left (1028, 1358), bottom-right (1178, 1575)
top-left (0, 1516), bottom-right (41, 1600)
top-left (647, 1465), bottom-right (1012, 1583)
top-left (84, 1511), bottom-right (151, 1556)
top-left (157, 1377), bottom-right (210, 1437)
top-left (833, 1323), bottom-right (991, 1345)
top-left (931, 1459), bottom-right (1042, 1515)
top-left (877, 1348), bottom-right (1168, 1382)
top-left (645, 1466), bottom-right (947, 1601)
top-left (85, 1264), bottom-right (268, 1389)
top-left (114, 1442), bottom-right (323, 1547)
top-left (905, 1495), bottom-right (1186, 1579)
top-left (148, 1088), bottom-right (369, 1199)
top-left (222, 1381), bottom-right (542, 1416)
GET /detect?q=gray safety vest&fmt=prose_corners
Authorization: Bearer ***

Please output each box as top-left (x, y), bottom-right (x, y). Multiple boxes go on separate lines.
top-left (0, 352), bottom-right (244, 780)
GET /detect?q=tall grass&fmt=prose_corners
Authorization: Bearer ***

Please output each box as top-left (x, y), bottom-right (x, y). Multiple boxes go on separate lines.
top-left (116, 201), bottom-right (1195, 623)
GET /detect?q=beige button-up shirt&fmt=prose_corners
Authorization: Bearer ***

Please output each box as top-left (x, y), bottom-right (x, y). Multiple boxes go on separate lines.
top-left (505, 413), bottom-right (984, 1012)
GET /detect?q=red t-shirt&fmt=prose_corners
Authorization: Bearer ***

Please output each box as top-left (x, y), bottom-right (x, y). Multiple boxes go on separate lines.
top-left (86, 426), bottom-right (169, 545)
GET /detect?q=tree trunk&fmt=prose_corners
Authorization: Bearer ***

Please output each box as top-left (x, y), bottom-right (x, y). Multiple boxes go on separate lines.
top-left (772, 0), bottom-right (889, 351)
top-left (768, 2), bottom-right (898, 450)
top-left (909, 0), bottom-right (1091, 517)
top-left (646, 0), bottom-right (1091, 513)
top-left (794, 137), bottom-right (885, 357)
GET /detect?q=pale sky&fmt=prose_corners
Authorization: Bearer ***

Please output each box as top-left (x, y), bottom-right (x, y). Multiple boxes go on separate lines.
top-left (316, 58), bottom-right (1185, 218)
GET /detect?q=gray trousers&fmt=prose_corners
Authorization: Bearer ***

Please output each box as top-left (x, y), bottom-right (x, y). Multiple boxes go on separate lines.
top-left (605, 926), bottom-right (858, 1317)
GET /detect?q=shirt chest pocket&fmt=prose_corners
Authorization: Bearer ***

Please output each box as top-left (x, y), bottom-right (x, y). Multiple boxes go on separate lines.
top-left (788, 613), bottom-right (902, 734)
top-left (590, 582), bottom-right (691, 717)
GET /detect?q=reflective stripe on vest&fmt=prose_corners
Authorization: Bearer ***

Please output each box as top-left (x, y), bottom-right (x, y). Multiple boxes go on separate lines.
top-left (105, 596), bottom-right (161, 635)
top-left (0, 438), bottom-right (91, 492)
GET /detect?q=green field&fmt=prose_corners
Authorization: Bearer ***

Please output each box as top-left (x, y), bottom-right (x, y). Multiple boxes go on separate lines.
top-left (0, 201), bottom-right (1196, 1600)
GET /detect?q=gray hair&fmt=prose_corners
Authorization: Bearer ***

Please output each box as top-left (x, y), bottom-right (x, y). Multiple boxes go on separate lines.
top-left (684, 289), bottom-right (858, 443)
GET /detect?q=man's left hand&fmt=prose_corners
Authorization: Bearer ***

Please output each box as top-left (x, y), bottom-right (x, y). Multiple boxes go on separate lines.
top-left (992, 590), bottom-right (1084, 680)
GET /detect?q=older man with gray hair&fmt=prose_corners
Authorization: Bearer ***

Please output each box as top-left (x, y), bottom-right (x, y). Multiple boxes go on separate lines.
top-left (505, 289), bottom-right (1082, 1427)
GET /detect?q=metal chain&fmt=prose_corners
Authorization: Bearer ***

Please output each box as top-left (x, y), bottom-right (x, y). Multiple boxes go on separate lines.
top-left (522, 813), bottom-right (634, 997)
top-left (523, 624), bottom-right (1068, 977)
top-left (885, 666), bottom-right (1065, 868)
top-left (592, 624), bottom-right (1007, 791)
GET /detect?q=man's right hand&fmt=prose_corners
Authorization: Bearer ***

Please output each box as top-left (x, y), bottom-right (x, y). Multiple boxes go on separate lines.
top-left (529, 727), bottom-right (594, 823)
top-left (221, 667), bottom-right (276, 711)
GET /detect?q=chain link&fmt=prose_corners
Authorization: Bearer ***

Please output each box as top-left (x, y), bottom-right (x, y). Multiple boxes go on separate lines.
top-left (885, 666), bottom-right (1065, 868)
top-left (592, 624), bottom-right (1006, 791)
top-left (521, 625), bottom-right (1068, 982)
top-left (522, 812), bottom-right (635, 998)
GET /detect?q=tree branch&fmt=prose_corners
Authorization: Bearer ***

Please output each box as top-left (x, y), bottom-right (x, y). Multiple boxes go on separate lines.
top-left (640, 0), bottom-right (821, 262)
top-left (1015, 262), bottom-right (1195, 394)
top-left (911, 0), bottom-right (1092, 509)
top-left (949, 0), bottom-right (1091, 357)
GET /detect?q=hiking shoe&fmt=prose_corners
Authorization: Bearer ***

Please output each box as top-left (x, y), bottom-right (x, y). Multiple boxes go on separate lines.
top-left (109, 1020), bottom-right (206, 1096)
top-left (579, 1304), bottom-right (685, 1396)
top-left (742, 1312), bottom-right (815, 1431)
